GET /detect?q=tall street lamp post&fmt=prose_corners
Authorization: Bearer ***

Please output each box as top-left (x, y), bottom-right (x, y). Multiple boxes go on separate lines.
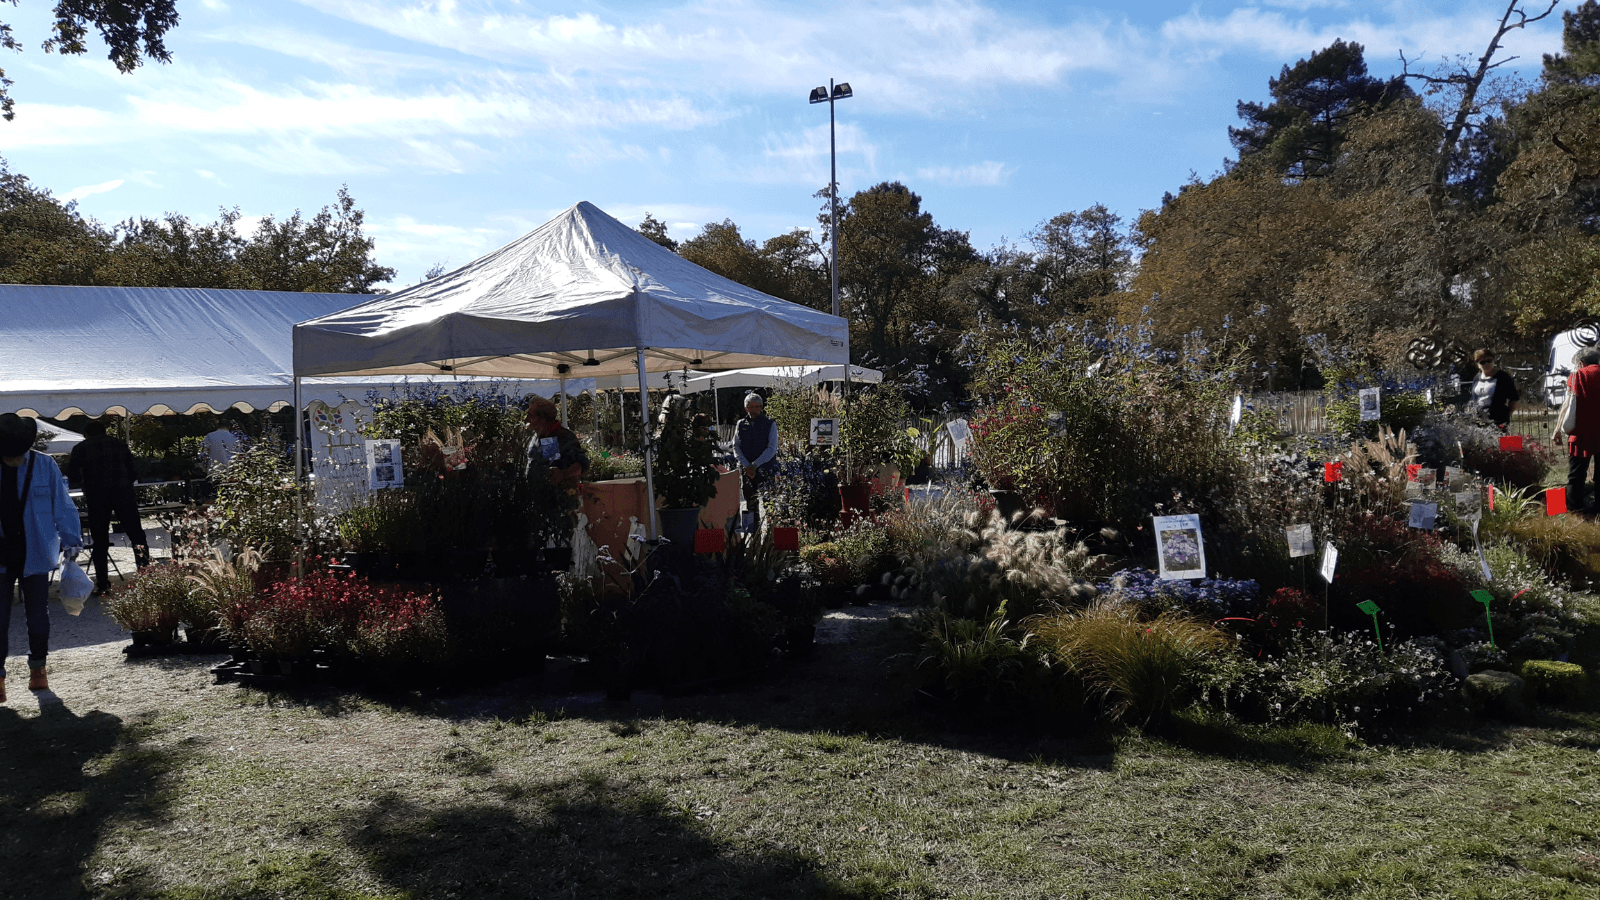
top-left (808, 80), bottom-right (852, 319)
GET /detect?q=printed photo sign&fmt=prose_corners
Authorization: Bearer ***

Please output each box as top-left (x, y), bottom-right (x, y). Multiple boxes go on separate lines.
top-left (365, 439), bottom-right (404, 490)
top-left (1153, 514), bottom-right (1206, 581)
top-left (1358, 388), bottom-right (1381, 422)
top-left (810, 418), bottom-right (839, 446)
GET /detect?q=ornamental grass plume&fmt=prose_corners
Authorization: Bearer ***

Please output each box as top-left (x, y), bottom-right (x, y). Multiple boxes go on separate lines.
top-left (892, 489), bottom-right (1102, 623)
top-left (1031, 599), bottom-right (1228, 725)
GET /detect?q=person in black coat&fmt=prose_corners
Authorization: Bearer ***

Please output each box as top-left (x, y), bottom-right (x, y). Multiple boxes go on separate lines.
top-left (65, 420), bottom-right (149, 595)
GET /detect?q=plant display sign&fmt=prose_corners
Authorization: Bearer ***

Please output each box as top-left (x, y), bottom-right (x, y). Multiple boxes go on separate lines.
top-left (1356, 599), bottom-right (1384, 651)
top-left (1408, 501), bottom-right (1438, 530)
top-left (1324, 461), bottom-right (1344, 483)
top-left (1286, 524), bottom-right (1314, 558)
top-left (1320, 542), bottom-right (1338, 583)
top-left (364, 439), bottom-right (403, 490)
top-left (1229, 394), bottom-right (1243, 434)
top-left (1471, 517), bottom-right (1492, 583)
top-left (810, 417), bottom-right (838, 446)
top-left (1454, 489), bottom-right (1482, 522)
top-left (1358, 388), bottom-right (1381, 422)
top-left (1470, 590), bottom-right (1497, 648)
top-left (1446, 466), bottom-right (1466, 490)
top-left (1152, 514), bottom-right (1206, 581)
top-left (1546, 487), bottom-right (1567, 516)
top-left (1500, 434), bottom-right (1524, 451)
top-left (1414, 469), bottom-right (1435, 492)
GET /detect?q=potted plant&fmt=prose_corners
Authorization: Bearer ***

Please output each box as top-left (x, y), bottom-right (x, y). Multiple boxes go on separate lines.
top-left (104, 568), bottom-right (186, 649)
top-left (835, 384), bottom-right (916, 515)
top-left (651, 396), bottom-right (722, 548)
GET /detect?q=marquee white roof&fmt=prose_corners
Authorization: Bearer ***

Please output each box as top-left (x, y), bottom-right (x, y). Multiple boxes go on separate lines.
top-left (293, 201), bottom-right (849, 380)
top-left (0, 285), bottom-right (579, 418)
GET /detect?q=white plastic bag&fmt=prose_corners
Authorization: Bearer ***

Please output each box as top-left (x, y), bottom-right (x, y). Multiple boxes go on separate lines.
top-left (58, 558), bottom-right (92, 614)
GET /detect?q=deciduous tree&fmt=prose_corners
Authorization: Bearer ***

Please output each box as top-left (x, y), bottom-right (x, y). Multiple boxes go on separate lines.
top-left (0, 0), bottom-right (180, 120)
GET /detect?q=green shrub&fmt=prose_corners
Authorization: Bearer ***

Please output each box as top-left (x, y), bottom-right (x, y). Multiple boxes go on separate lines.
top-left (1327, 390), bottom-right (1428, 440)
top-left (916, 609), bottom-right (1046, 708)
top-left (1518, 659), bottom-right (1591, 706)
top-left (213, 437), bottom-right (308, 559)
top-left (963, 320), bottom-right (1244, 528)
top-left (1195, 631), bottom-right (1463, 729)
top-left (1031, 600), bottom-right (1228, 725)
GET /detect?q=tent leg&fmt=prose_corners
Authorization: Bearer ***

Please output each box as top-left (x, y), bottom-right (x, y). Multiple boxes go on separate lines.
top-left (637, 348), bottom-right (658, 542)
top-left (559, 373), bottom-right (568, 427)
top-left (293, 376), bottom-right (304, 576)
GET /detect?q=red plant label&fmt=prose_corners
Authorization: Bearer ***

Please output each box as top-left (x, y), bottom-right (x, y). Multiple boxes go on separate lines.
top-left (1547, 487), bottom-right (1567, 516)
top-left (694, 528), bottom-right (726, 554)
top-left (1324, 462), bottom-right (1343, 482)
top-left (1405, 464), bottom-right (1421, 480)
top-left (773, 527), bottom-right (800, 551)
top-left (1500, 435), bottom-right (1524, 451)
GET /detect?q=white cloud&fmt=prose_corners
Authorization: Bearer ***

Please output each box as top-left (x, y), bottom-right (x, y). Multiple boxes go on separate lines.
top-left (195, 169), bottom-right (226, 185)
top-left (62, 179), bottom-right (124, 202)
top-left (915, 161), bottom-right (1013, 187)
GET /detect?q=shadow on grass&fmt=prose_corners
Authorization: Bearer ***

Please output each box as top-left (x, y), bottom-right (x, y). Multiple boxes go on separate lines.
top-left (168, 777), bottom-right (879, 900)
top-left (0, 699), bottom-right (188, 900)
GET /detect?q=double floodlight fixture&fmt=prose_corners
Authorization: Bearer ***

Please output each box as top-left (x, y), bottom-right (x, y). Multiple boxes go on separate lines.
top-left (809, 83), bottom-right (852, 104)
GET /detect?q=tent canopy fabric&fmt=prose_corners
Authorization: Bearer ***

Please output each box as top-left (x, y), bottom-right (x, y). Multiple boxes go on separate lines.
top-left (681, 365), bottom-right (881, 394)
top-left (0, 285), bottom-right (582, 418)
top-left (293, 201), bottom-right (849, 380)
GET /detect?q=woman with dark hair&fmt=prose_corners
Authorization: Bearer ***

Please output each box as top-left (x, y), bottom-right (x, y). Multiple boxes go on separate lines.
top-left (1468, 348), bottom-right (1520, 431)
top-left (0, 413), bottom-right (82, 700)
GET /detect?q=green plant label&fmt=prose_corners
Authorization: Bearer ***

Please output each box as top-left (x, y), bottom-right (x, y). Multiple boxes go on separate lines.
top-left (1470, 590), bottom-right (1493, 606)
top-left (1356, 600), bottom-right (1379, 616)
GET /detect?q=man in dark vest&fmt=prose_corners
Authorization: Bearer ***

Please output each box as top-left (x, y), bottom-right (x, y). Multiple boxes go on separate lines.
top-left (734, 392), bottom-right (779, 531)
top-left (66, 419), bottom-right (149, 595)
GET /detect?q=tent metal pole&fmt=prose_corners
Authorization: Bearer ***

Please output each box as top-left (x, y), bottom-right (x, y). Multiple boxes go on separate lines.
top-left (637, 348), bottom-right (659, 541)
top-left (293, 375), bottom-right (304, 576)
top-left (558, 372), bottom-right (568, 426)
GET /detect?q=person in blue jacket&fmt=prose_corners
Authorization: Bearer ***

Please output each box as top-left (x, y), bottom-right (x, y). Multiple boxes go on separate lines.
top-left (0, 413), bottom-right (82, 700)
top-left (734, 392), bottom-right (779, 531)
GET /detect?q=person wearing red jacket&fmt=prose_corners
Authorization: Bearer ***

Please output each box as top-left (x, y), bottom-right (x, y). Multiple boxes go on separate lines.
top-left (1561, 347), bottom-right (1600, 515)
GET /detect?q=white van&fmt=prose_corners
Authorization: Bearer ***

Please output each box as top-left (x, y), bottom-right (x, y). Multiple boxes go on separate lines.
top-left (1544, 326), bottom-right (1599, 408)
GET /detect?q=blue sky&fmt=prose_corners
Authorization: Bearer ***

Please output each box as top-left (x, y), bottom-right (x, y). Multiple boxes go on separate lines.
top-left (0, 0), bottom-right (1573, 287)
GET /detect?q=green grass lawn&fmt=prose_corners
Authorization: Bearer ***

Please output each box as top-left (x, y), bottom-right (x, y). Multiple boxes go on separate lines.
top-left (3, 614), bottom-right (1598, 899)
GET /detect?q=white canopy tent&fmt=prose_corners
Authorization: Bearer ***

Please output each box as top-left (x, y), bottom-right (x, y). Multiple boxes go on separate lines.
top-left (0, 285), bottom-right (585, 418)
top-left (293, 201), bottom-right (850, 537)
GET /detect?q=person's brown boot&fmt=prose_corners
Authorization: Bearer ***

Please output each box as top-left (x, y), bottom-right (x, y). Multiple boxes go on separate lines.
top-left (0, 678), bottom-right (7, 703)
top-left (28, 667), bottom-right (47, 691)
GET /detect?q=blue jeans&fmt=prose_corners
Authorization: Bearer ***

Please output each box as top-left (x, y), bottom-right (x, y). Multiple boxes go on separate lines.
top-left (1, 572), bottom-right (50, 672)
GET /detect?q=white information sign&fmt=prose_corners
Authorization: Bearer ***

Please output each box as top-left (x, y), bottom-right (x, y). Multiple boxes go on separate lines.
top-left (810, 417), bottom-right (839, 446)
top-left (1286, 524), bottom-right (1314, 558)
top-left (1358, 387), bottom-right (1381, 422)
top-left (1153, 514), bottom-right (1206, 581)
top-left (365, 439), bottom-right (404, 490)
top-left (1320, 542), bottom-right (1339, 584)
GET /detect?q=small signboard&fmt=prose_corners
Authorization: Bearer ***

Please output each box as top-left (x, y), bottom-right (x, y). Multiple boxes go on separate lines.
top-left (1358, 388), bottom-right (1381, 422)
top-left (1153, 514), bottom-right (1206, 581)
top-left (365, 439), bottom-right (403, 490)
top-left (810, 417), bottom-right (838, 446)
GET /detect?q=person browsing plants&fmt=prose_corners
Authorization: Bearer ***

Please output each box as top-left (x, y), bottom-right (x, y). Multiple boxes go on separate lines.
top-left (735, 392), bottom-right (779, 530)
top-left (0, 413), bottom-right (82, 701)
top-left (1468, 348), bottom-right (1519, 431)
top-left (66, 418), bottom-right (150, 596)
top-left (525, 397), bottom-right (589, 486)
top-left (1559, 346), bottom-right (1600, 515)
